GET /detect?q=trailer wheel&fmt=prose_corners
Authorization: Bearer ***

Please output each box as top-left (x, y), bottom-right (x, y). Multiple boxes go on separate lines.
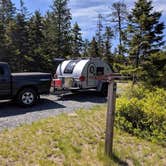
top-left (17, 88), bottom-right (37, 107)
top-left (101, 83), bottom-right (108, 97)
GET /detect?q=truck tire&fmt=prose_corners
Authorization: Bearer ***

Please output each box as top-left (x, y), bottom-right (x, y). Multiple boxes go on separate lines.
top-left (101, 83), bottom-right (108, 97)
top-left (17, 88), bottom-right (37, 107)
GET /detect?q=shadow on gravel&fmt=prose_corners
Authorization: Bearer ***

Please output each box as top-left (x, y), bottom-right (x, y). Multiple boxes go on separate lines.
top-left (0, 91), bottom-right (106, 118)
top-left (57, 91), bottom-right (107, 103)
top-left (0, 98), bottom-right (65, 118)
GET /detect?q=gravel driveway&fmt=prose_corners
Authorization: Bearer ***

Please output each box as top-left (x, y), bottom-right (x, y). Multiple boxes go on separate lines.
top-left (0, 91), bottom-right (106, 131)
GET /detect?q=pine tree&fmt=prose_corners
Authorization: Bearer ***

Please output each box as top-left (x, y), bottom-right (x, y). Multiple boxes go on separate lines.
top-left (29, 11), bottom-right (44, 48)
top-left (142, 51), bottom-right (166, 87)
top-left (128, 0), bottom-right (165, 65)
top-left (50, 0), bottom-right (72, 58)
top-left (0, 0), bottom-right (16, 66)
top-left (88, 37), bottom-right (99, 57)
top-left (71, 22), bottom-right (83, 58)
top-left (95, 14), bottom-right (104, 58)
top-left (0, 19), bottom-right (6, 61)
top-left (0, 0), bottom-right (16, 24)
top-left (127, 0), bottom-right (165, 83)
top-left (12, 0), bottom-right (30, 71)
top-left (43, 11), bottom-right (54, 57)
top-left (28, 10), bottom-right (49, 72)
top-left (110, 1), bottom-right (128, 55)
top-left (82, 39), bottom-right (90, 57)
top-left (103, 26), bottom-right (114, 63)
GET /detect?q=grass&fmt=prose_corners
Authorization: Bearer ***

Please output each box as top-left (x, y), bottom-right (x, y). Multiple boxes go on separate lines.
top-left (0, 105), bottom-right (166, 166)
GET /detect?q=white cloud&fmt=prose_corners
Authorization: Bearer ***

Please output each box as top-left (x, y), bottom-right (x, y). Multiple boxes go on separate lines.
top-left (70, 0), bottom-right (166, 39)
top-left (154, 1), bottom-right (166, 14)
top-left (13, 0), bottom-right (166, 40)
top-left (72, 5), bottom-right (110, 17)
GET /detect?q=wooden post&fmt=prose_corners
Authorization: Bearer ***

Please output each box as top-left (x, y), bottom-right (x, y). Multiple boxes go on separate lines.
top-left (105, 80), bottom-right (117, 157)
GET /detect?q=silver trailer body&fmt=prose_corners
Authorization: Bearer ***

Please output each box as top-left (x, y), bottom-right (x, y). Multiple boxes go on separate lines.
top-left (55, 58), bottom-right (112, 93)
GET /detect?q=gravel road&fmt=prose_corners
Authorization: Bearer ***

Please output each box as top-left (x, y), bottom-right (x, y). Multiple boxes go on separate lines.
top-left (0, 91), bottom-right (106, 131)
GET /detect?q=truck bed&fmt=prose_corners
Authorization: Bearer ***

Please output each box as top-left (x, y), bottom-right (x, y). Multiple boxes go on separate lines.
top-left (11, 72), bottom-right (52, 96)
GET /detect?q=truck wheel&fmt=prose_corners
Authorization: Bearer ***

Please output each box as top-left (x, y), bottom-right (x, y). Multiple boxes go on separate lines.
top-left (101, 83), bottom-right (108, 97)
top-left (17, 88), bottom-right (37, 107)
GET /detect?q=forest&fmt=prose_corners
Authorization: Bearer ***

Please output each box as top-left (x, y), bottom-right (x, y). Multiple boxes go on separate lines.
top-left (0, 0), bottom-right (165, 87)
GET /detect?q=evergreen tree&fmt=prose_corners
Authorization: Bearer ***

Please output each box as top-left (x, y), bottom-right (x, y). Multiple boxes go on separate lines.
top-left (127, 0), bottom-right (165, 83)
top-left (88, 37), bottom-right (99, 57)
top-left (82, 39), bottom-right (90, 57)
top-left (128, 0), bottom-right (165, 65)
top-left (110, 1), bottom-right (128, 55)
top-left (28, 10), bottom-right (48, 72)
top-left (71, 22), bottom-right (83, 57)
top-left (0, 19), bottom-right (6, 61)
top-left (0, 0), bottom-right (16, 24)
top-left (142, 51), bottom-right (166, 87)
top-left (12, 0), bottom-right (30, 71)
top-left (103, 26), bottom-right (114, 63)
top-left (5, 19), bottom-right (19, 70)
top-left (95, 14), bottom-right (104, 58)
top-left (29, 11), bottom-right (44, 48)
top-left (50, 0), bottom-right (72, 58)
top-left (43, 11), bottom-right (54, 57)
top-left (0, 0), bottom-right (16, 66)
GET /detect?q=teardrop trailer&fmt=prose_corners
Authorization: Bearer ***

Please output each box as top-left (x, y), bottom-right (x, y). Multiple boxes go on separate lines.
top-left (51, 58), bottom-right (113, 96)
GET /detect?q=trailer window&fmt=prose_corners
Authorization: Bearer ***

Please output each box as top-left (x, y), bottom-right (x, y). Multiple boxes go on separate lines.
top-left (64, 60), bottom-right (80, 74)
top-left (0, 67), bottom-right (4, 76)
top-left (97, 67), bottom-right (104, 76)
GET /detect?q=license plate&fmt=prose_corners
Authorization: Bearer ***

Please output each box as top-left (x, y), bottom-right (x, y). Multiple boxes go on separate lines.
top-left (64, 78), bottom-right (73, 88)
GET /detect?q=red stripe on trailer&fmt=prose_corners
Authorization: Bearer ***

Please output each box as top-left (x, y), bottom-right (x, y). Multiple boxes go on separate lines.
top-left (89, 73), bottom-right (122, 81)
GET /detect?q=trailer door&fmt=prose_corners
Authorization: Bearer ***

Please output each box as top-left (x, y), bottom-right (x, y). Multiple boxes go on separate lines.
top-left (87, 64), bottom-right (96, 87)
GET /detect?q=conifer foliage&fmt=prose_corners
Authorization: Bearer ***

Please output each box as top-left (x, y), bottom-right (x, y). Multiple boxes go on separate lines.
top-left (71, 22), bottom-right (83, 57)
top-left (127, 0), bottom-right (165, 84)
top-left (0, 0), bottom-right (165, 87)
top-left (50, 0), bottom-right (72, 57)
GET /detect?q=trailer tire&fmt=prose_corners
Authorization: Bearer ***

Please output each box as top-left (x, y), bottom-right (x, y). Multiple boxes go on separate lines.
top-left (17, 88), bottom-right (37, 107)
top-left (101, 83), bottom-right (108, 97)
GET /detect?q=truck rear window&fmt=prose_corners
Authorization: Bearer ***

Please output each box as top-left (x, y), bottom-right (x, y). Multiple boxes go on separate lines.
top-left (64, 60), bottom-right (80, 74)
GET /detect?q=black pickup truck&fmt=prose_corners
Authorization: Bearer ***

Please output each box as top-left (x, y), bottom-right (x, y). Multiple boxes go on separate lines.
top-left (0, 62), bottom-right (52, 106)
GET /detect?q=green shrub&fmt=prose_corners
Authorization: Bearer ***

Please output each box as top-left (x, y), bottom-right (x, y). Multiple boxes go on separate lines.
top-left (121, 84), bottom-right (150, 99)
top-left (116, 86), bottom-right (166, 145)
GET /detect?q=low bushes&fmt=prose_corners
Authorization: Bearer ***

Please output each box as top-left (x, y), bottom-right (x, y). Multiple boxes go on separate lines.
top-left (115, 85), bottom-right (166, 145)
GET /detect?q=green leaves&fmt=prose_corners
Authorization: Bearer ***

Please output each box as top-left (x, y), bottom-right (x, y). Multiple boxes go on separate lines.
top-left (116, 85), bottom-right (166, 146)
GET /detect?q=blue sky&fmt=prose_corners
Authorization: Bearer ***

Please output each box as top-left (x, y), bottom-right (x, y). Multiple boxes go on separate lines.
top-left (12, 0), bottom-right (166, 41)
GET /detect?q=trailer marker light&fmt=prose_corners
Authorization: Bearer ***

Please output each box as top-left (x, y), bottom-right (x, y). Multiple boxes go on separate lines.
top-left (79, 76), bottom-right (85, 82)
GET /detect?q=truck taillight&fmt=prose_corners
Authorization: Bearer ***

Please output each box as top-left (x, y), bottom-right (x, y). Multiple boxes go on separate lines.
top-left (55, 79), bottom-right (62, 87)
top-left (79, 76), bottom-right (85, 82)
top-left (51, 79), bottom-right (62, 88)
